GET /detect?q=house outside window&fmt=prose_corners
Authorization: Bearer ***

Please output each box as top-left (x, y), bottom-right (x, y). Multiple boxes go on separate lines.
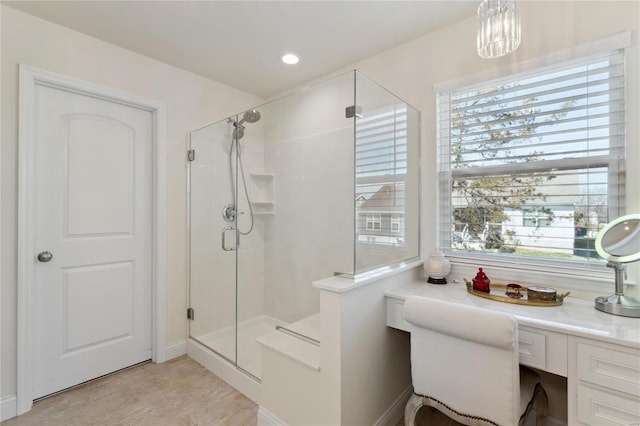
top-left (437, 48), bottom-right (626, 272)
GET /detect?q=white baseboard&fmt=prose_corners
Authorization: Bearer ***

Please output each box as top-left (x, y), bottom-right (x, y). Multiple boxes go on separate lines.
top-left (165, 340), bottom-right (187, 360)
top-left (257, 406), bottom-right (286, 426)
top-left (375, 386), bottom-right (412, 426)
top-left (256, 387), bottom-right (412, 426)
top-left (1, 394), bottom-right (17, 422)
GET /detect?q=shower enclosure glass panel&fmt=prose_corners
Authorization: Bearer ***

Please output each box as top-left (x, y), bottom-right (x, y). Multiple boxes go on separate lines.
top-left (188, 70), bottom-right (419, 381)
top-left (354, 73), bottom-right (420, 272)
top-left (189, 117), bottom-right (239, 365)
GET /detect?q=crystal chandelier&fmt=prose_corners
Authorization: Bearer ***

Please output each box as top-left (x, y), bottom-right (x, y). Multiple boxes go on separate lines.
top-left (477, 0), bottom-right (521, 59)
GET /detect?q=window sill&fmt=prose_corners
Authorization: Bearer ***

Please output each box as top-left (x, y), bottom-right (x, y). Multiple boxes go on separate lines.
top-left (444, 252), bottom-right (635, 299)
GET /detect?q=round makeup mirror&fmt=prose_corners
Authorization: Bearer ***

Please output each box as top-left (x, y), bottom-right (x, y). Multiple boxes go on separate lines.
top-left (594, 213), bottom-right (640, 317)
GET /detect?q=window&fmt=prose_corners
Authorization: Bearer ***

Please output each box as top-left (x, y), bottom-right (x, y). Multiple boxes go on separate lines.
top-left (391, 215), bottom-right (402, 232)
top-left (356, 104), bottom-right (407, 246)
top-left (366, 214), bottom-right (382, 231)
top-left (523, 207), bottom-right (553, 228)
top-left (437, 49), bottom-right (625, 270)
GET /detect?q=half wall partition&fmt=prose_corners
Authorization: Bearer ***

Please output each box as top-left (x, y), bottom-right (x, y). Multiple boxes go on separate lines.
top-left (188, 70), bottom-right (419, 380)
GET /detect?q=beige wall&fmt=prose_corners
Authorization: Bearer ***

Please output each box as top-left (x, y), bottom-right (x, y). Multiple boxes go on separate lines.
top-left (0, 5), bottom-right (262, 399)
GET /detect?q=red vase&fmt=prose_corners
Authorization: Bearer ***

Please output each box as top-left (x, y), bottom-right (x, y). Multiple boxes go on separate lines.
top-left (472, 268), bottom-right (491, 293)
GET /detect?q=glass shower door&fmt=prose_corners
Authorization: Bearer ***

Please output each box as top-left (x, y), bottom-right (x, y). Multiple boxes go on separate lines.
top-left (188, 118), bottom-right (238, 364)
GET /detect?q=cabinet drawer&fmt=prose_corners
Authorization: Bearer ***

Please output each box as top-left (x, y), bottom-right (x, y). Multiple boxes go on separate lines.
top-left (519, 326), bottom-right (567, 377)
top-left (577, 342), bottom-right (640, 395)
top-left (577, 383), bottom-right (640, 425)
top-left (386, 298), bottom-right (411, 332)
top-left (519, 328), bottom-right (546, 370)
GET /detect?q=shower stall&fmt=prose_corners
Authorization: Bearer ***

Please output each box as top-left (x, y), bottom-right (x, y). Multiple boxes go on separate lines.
top-left (188, 70), bottom-right (420, 381)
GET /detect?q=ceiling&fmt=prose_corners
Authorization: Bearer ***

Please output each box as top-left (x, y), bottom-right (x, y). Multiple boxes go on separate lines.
top-left (3, 1), bottom-right (478, 98)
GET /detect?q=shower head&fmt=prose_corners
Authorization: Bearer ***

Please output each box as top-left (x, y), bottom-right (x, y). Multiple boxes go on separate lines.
top-left (229, 109), bottom-right (260, 140)
top-left (239, 109), bottom-right (261, 125)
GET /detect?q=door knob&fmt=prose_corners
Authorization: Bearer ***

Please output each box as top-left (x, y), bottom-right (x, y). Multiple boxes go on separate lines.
top-left (37, 251), bottom-right (53, 263)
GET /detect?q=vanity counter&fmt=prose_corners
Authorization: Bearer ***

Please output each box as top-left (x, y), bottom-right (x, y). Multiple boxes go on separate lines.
top-left (385, 280), bottom-right (639, 349)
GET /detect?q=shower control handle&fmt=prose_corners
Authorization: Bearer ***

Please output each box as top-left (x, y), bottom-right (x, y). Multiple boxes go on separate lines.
top-left (222, 227), bottom-right (238, 251)
top-left (222, 204), bottom-right (236, 223)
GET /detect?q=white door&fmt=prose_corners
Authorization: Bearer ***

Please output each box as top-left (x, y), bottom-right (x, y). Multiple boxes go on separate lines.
top-left (31, 83), bottom-right (153, 399)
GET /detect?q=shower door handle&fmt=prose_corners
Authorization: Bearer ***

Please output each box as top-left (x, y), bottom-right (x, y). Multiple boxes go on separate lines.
top-left (222, 227), bottom-right (238, 251)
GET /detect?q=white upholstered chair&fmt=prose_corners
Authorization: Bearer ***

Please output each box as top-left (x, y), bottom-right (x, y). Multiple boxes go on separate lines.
top-left (403, 296), bottom-right (548, 426)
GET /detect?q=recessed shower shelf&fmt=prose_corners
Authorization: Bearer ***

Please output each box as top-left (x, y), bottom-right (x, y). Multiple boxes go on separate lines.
top-left (250, 173), bottom-right (275, 215)
top-left (251, 201), bottom-right (275, 215)
top-left (250, 173), bottom-right (276, 179)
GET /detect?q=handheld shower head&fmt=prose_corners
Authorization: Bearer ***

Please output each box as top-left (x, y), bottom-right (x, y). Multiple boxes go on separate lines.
top-left (233, 125), bottom-right (245, 140)
top-left (239, 109), bottom-right (261, 125)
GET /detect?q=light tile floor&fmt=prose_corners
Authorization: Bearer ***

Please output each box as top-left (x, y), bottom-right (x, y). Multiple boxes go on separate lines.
top-left (2, 356), bottom-right (257, 426)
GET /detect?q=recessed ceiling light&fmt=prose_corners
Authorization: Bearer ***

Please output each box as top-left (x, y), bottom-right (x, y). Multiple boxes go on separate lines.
top-left (281, 53), bottom-right (300, 65)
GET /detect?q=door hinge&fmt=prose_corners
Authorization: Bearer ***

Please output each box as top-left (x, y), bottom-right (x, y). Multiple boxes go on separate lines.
top-left (187, 149), bottom-right (195, 162)
top-left (187, 307), bottom-right (195, 320)
top-left (345, 105), bottom-right (363, 119)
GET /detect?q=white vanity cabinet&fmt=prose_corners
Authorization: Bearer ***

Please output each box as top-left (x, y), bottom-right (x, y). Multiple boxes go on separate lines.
top-left (385, 280), bottom-right (640, 426)
top-left (569, 337), bottom-right (640, 425)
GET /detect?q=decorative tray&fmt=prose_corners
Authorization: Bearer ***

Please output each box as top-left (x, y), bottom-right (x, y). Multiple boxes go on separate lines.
top-left (463, 279), bottom-right (570, 307)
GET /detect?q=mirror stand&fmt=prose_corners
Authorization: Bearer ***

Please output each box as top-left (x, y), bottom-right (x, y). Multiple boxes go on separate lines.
top-left (595, 261), bottom-right (640, 318)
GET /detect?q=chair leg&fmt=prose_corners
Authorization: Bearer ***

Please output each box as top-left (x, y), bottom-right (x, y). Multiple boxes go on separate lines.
top-left (534, 385), bottom-right (549, 426)
top-left (404, 393), bottom-right (424, 426)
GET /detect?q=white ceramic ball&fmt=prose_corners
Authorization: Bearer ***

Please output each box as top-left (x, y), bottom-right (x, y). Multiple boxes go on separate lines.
top-left (423, 250), bottom-right (451, 279)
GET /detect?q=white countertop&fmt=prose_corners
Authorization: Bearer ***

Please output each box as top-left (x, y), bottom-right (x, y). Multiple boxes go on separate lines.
top-left (386, 280), bottom-right (640, 349)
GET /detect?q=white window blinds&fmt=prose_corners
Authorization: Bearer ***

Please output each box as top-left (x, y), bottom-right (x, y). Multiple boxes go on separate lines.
top-left (437, 49), bottom-right (626, 269)
top-left (356, 105), bottom-right (408, 179)
top-left (355, 105), bottom-right (407, 246)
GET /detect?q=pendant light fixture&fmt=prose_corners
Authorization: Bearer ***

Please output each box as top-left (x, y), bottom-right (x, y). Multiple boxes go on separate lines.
top-left (477, 0), bottom-right (521, 59)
